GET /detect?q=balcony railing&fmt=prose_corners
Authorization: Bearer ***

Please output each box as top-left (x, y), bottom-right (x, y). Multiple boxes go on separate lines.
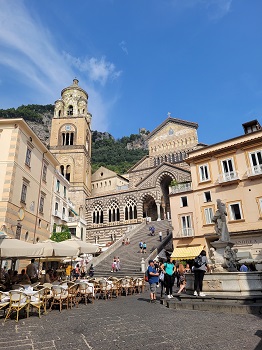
top-left (54, 210), bottom-right (61, 218)
top-left (247, 165), bottom-right (262, 177)
top-left (218, 171), bottom-right (239, 184)
top-left (169, 182), bottom-right (192, 194)
top-left (176, 228), bottom-right (195, 237)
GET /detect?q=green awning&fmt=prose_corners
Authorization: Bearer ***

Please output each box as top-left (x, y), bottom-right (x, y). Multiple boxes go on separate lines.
top-left (69, 208), bottom-right (78, 216)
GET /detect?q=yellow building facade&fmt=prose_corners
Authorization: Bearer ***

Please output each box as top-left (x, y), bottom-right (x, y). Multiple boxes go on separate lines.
top-left (0, 118), bottom-right (59, 243)
top-left (170, 120), bottom-right (262, 261)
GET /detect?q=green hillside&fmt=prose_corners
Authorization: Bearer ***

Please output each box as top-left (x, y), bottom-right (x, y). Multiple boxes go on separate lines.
top-left (0, 104), bottom-right (149, 174)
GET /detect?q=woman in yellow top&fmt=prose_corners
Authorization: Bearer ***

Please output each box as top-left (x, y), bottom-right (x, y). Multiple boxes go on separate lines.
top-left (66, 265), bottom-right (72, 278)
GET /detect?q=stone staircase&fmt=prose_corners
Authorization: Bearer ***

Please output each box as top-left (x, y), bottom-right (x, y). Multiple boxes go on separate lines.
top-left (92, 220), bottom-right (172, 278)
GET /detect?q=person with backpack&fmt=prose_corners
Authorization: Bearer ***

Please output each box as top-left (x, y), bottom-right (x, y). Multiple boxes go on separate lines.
top-left (193, 249), bottom-right (208, 296)
top-left (148, 260), bottom-right (159, 303)
top-left (139, 241), bottom-right (143, 253)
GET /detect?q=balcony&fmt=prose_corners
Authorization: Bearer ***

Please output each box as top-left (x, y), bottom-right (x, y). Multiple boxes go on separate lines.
top-left (169, 182), bottom-right (192, 194)
top-left (54, 210), bottom-right (62, 218)
top-left (218, 171), bottom-right (240, 185)
top-left (62, 214), bottom-right (68, 222)
top-left (247, 165), bottom-right (262, 179)
top-left (176, 228), bottom-right (195, 238)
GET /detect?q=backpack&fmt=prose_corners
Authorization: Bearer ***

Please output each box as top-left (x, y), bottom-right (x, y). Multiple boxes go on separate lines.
top-left (193, 255), bottom-right (203, 268)
top-left (144, 268), bottom-right (149, 282)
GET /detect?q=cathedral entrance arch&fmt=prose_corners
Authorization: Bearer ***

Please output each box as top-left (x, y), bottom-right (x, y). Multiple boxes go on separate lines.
top-left (142, 194), bottom-right (157, 221)
top-left (158, 173), bottom-right (173, 220)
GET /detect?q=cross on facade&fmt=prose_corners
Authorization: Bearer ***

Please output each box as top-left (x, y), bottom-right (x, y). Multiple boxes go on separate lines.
top-left (167, 112), bottom-right (171, 117)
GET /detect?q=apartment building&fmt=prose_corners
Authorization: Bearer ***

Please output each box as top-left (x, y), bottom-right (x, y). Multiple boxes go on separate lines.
top-left (0, 118), bottom-right (59, 243)
top-left (170, 120), bottom-right (262, 261)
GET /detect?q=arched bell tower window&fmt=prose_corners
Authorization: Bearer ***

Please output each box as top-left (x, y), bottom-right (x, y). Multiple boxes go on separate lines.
top-left (67, 105), bottom-right (73, 116)
top-left (60, 165), bottom-right (64, 176)
top-left (62, 132), bottom-right (74, 146)
top-left (66, 165), bottom-right (71, 182)
top-left (58, 110), bottom-right (61, 117)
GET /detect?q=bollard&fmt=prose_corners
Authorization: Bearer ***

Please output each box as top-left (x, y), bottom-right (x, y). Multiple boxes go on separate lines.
top-left (141, 258), bottom-right (146, 273)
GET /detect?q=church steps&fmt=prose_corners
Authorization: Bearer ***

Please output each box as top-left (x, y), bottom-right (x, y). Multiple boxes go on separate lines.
top-left (92, 220), bottom-right (172, 278)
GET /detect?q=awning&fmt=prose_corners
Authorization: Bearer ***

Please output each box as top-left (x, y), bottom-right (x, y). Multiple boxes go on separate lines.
top-left (171, 245), bottom-right (204, 260)
top-left (69, 208), bottom-right (78, 216)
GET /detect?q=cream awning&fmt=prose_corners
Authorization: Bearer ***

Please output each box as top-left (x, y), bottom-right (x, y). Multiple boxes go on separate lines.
top-left (171, 245), bottom-right (204, 260)
top-left (34, 240), bottom-right (79, 257)
top-left (0, 237), bottom-right (44, 258)
top-left (60, 238), bottom-right (99, 254)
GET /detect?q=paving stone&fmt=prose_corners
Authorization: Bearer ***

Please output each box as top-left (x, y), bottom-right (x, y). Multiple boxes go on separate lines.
top-left (0, 289), bottom-right (261, 350)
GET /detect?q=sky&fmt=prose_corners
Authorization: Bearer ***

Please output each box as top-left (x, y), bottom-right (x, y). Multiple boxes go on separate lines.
top-left (0, 0), bottom-right (262, 145)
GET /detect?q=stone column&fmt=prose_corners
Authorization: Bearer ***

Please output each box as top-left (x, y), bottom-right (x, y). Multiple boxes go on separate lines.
top-left (156, 202), bottom-right (161, 221)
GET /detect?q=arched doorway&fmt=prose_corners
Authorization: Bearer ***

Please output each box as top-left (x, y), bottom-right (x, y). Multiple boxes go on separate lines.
top-left (159, 174), bottom-right (173, 220)
top-left (142, 194), bottom-right (157, 221)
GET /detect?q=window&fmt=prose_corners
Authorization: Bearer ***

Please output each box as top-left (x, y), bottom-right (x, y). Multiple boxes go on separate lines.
top-left (38, 220), bottom-right (41, 228)
top-left (204, 207), bottom-right (214, 224)
top-left (62, 132), bottom-right (74, 146)
top-left (181, 215), bottom-right (193, 236)
top-left (204, 191), bottom-right (211, 202)
top-left (249, 150), bottom-right (262, 174)
top-left (56, 180), bottom-right (60, 192)
top-left (124, 197), bottom-right (137, 220)
top-left (199, 164), bottom-right (210, 182)
top-left (25, 147), bottom-right (32, 166)
top-left (21, 184), bottom-right (27, 203)
top-left (64, 186), bottom-right (67, 198)
top-left (39, 196), bottom-right (44, 213)
top-left (25, 231), bottom-right (29, 241)
top-left (62, 207), bottom-right (66, 219)
top-left (229, 202), bottom-right (243, 220)
top-left (181, 196), bottom-right (188, 207)
top-left (66, 165), bottom-right (71, 182)
top-left (67, 105), bottom-right (73, 115)
top-left (221, 158), bottom-right (236, 180)
top-left (42, 164), bottom-right (47, 182)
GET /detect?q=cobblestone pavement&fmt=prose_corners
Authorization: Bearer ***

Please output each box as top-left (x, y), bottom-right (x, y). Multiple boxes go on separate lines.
top-left (0, 288), bottom-right (261, 350)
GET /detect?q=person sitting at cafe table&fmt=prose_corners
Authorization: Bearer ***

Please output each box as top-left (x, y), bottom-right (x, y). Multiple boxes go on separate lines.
top-left (18, 269), bottom-right (31, 284)
top-left (11, 270), bottom-right (20, 285)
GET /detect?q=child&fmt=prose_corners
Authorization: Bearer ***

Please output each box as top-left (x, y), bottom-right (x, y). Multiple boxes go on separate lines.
top-left (177, 264), bottom-right (186, 294)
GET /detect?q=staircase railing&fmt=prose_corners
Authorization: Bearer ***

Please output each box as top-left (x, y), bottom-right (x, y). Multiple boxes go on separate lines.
top-left (144, 231), bottom-right (173, 267)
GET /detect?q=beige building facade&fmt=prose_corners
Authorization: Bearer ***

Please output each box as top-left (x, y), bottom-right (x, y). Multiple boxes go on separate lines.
top-left (170, 120), bottom-right (262, 261)
top-left (0, 118), bottom-right (59, 243)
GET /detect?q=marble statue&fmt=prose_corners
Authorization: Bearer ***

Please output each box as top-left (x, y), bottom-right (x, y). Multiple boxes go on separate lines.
top-left (223, 245), bottom-right (238, 271)
top-left (212, 199), bottom-right (230, 242)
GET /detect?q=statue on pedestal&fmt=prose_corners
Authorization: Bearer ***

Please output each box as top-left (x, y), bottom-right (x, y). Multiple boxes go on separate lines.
top-left (212, 199), bottom-right (230, 242)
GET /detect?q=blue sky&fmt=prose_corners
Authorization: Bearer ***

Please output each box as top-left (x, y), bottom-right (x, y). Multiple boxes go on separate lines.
top-left (0, 0), bottom-right (262, 145)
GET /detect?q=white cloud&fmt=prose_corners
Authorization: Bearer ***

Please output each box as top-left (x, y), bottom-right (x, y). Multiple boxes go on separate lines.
top-left (63, 53), bottom-right (122, 86)
top-left (0, 0), bottom-right (121, 132)
top-left (119, 41), bottom-right (128, 55)
top-left (170, 0), bottom-right (232, 20)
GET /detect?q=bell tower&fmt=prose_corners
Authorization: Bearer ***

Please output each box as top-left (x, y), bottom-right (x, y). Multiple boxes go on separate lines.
top-left (49, 79), bottom-right (92, 215)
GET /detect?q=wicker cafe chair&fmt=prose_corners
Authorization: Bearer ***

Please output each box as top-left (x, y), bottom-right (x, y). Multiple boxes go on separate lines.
top-left (120, 277), bottom-right (133, 296)
top-left (50, 286), bottom-right (68, 312)
top-left (108, 278), bottom-right (121, 298)
top-left (4, 291), bottom-right (29, 322)
top-left (98, 279), bottom-right (111, 300)
top-left (133, 278), bottom-right (145, 294)
top-left (78, 282), bottom-right (94, 305)
top-left (29, 288), bottom-right (46, 318)
top-left (0, 291), bottom-right (10, 316)
top-left (68, 284), bottom-right (79, 308)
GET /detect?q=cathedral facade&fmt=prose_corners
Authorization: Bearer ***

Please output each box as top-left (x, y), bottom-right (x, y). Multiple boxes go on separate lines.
top-left (86, 117), bottom-right (205, 243)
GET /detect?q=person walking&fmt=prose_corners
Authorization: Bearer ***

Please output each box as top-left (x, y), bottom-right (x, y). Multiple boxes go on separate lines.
top-left (177, 264), bottom-right (186, 294)
top-left (162, 256), bottom-right (175, 298)
top-left (89, 264), bottom-right (94, 277)
top-left (193, 250), bottom-right (208, 296)
top-left (159, 231), bottom-right (162, 242)
top-left (148, 260), bottom-right (159, 303)
top-left (116, 257), bottom-right (121, 271)
top-left (142, 242), bottom-right (147, 254)
top-left (139, 241), bottom-right (143, 253)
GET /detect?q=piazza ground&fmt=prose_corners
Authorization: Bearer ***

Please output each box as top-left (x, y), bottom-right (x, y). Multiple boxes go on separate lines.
top-left (0, 288), bottom-right (261, 350)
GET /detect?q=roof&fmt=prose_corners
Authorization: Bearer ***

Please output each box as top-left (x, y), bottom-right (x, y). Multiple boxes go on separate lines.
top-left (147, 117), bottom-right (198, 141)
